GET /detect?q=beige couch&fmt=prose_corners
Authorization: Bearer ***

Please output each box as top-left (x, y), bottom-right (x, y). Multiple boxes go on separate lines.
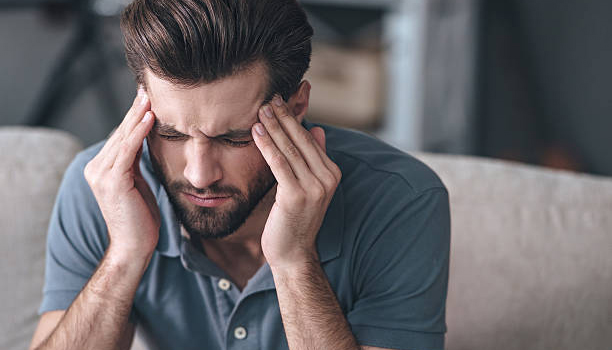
top-left (2, 126), bottom-right (611, 350)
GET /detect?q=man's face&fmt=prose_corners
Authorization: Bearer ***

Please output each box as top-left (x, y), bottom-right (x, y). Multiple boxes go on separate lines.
top-left (144, 64), bottom-right (276, 240)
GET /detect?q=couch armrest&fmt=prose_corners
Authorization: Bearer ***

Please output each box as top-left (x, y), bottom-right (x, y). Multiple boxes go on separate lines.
top-left (0, 126), bottom-right (83, 350)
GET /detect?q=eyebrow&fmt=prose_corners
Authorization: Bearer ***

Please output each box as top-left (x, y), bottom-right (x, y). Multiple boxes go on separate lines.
top-left (153, 119), bottom-right (253, 139)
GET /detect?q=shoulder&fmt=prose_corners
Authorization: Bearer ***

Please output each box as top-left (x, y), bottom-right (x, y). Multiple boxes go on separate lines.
top-left (50, 140), bottom-right (109, 256)
top-left (317, 122), bottom-right (446, 197)
top-left (313, 122), bottom-right (450, 257)
top-left (64, 140), bottom-right (106, 181)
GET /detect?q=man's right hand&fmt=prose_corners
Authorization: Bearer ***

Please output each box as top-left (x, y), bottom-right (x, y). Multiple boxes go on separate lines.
top-left (31, 88), bottom-right (158, 350)
top-left (84, 87), bottom-right (159, 262)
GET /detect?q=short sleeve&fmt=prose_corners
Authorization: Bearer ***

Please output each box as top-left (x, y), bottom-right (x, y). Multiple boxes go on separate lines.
top-left (347, 186), bottom-right (450, 350)
top-left (38, 149), bottom-right (109, 314)
top-left (36, 143), bottom-right (144, 320)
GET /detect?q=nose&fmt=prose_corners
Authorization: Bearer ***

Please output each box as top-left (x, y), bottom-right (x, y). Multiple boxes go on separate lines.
top-left (183, 141), bottom-right (223, 190)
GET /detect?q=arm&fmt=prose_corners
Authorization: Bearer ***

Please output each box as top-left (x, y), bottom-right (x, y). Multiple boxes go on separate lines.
top-left (31, 88), bottom-right (159, 350)
top-left (273, 251), bottom-right (426, 350)
top-left (253, 94), bottom-right (448, 350)
top-left (252, 94), bottom-right (355, 349)
top-left (273, 261), bottom-right (391, 350)
top-left (253, 95), bottom-right (395, 350)
top-left (29, 252), bottom-right (142, 350)
top-left (30, 311), bottom-right (135, 350)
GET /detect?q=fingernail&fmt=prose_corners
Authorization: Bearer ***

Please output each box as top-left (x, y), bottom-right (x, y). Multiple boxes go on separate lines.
top-left (273, 95), bottom-right (283, 106)
top-left (263, 105), bottom-right (273, 118)
top-left (254, 123), bottom-right (266, 136)
top-left (142, 111), bottom-right (152, 123)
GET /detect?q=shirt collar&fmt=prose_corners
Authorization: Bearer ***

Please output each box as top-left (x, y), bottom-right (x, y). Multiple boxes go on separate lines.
top-left (143, 119), bottom-right (345, 264)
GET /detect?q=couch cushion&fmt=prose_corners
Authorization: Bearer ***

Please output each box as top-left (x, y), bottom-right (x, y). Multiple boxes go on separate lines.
top-left (416, 153), bottom-right (612, 350)
top-left (5, 130), bottom-right (610, 350)
top-left (0, 127), bottom-right (82, 350)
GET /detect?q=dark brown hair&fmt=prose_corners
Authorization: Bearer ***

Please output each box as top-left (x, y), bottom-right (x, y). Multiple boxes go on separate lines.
top-left (120, 0), bottom-right (313, 101)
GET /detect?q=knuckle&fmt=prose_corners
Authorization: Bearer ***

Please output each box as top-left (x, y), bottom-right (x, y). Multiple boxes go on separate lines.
top-left (302, 129), bottom-right (315, 143)
top-left (264, 117), bottom-right (281, 131)
top-left (105, 180), bottom-right (119, 194)
top-left (287, 190), bottom-right (307, 206)
top-left (100, 175), bottom-right (119, 194)
top-left (309, 182), bottom-right (326, 199)
top-left (330, 163), bottom-right (342, 182)
top-left (87, 175), bottom-right (100, 190)
top-left (333, 163), bottom-right (342, 177)
top-left (119, 140), bottom-right (131, 154)
top-left (84, 162), bottom-right (98, 183)
top-left (284, 144), bottom-right (301, 159)
top-left (297, 130), bottom-right (314, 147)
top-left (321, 171), bottom-right (337, 188)
top-left (85, 173), bottom-right (96, 187)
top-left (84, 162), bottom-right (93, 177)
top-left (269, 151), bottom-right (287, 168)
top-left (277, 112), bottom-right (292, 120)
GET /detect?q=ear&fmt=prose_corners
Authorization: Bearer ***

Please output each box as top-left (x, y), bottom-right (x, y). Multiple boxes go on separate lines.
top-left (287, 80), bottom-right (311, 123)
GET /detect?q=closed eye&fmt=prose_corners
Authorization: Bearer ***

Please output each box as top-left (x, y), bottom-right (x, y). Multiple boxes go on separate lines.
top-left (157, 131), bottom-right (251, 147)
top-left (221, 138), bottom-right (252, 147)
top-left (158, 133), bottom-right (188, 141)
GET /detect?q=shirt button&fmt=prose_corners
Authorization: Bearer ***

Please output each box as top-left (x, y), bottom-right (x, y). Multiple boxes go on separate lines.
top-left (233, 326), bottom-right (247, 340)
top-left (218, 278), bottom-right (231, 291)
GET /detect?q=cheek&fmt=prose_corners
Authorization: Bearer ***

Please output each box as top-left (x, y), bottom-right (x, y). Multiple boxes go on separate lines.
top-left (224, 145), bottom-right (268, 178)
top-left (148, 137), bottom-right (185, 176)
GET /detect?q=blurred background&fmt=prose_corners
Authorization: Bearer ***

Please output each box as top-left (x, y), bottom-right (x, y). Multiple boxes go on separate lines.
top-left (1, 0), bottom-right (610, 175)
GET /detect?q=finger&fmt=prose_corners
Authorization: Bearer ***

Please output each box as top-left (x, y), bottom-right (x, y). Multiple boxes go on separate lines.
top-left (132, 145), bottom-right (159, 222)
top-left (268, 95), bottom-right (336, 183)
top-left (310, 127), bottom-right (326, 153)
top-left (251, 122), bottom-right (301, 189)
top-left (259, 105), bottom-right (313, 182)
top-left (133, 144), bottom-right (144, 175)
top-left (308, 126), bottom-right (341, 181)
top-left (98, 88), bottom-right (151, 168)
top-left (118, 86), bottom-right (151, 134)
top-left (113, 111), bottom-right (155, 173)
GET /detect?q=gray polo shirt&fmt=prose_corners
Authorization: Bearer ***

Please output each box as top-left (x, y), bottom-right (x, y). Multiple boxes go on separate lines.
top-left (39, 120), bottom-right (450, 350)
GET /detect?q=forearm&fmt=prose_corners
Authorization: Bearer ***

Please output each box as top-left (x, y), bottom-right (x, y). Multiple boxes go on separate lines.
top-left (34, 247), bottom-right (150, 350)
top-left (271, 260), bottom-right (360, 350)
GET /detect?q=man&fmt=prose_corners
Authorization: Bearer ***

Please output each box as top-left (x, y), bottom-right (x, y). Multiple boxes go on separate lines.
top-left (30, 0), bottom-right (450, 349)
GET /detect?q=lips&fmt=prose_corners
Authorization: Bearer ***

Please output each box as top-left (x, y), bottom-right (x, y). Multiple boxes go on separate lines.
top-left (183, 192), bottom-right (231, 207)
top-left (189, 194), bottom-right (228, 200)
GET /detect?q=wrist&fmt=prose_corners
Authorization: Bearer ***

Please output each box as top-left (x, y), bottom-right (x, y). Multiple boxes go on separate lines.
top-left (269, 254), bottom-right (320, 276)
top-left (106, 242), bottom-right (154, 271)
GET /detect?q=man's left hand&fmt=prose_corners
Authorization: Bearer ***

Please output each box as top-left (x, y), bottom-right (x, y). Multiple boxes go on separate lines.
top-left (251, 95), bottom-right (342, 270)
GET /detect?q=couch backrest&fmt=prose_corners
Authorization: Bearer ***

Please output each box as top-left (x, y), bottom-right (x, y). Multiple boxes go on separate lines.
top-left (0, 127), bottom-right (83, 350)
top-left (4, 128), bottom-right (610, 350)
top-left (416, 153), bottom-right (612, 350)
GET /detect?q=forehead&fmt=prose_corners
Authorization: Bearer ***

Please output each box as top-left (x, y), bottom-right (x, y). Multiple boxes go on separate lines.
top-left (144, 64), bottom-right (268, 136)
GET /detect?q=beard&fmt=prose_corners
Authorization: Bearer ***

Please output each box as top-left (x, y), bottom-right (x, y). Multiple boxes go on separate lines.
top-left (149, 150), bottom-right (276, 240)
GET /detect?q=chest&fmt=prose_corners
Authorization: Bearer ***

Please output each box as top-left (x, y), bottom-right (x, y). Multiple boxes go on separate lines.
top-left (133, 254), bottom-right (352, 350)
top-left (213, 258), bottom-right (265, 292)
top-left (201, 243), bottom-right (267, 292)
top-left (135, 260), bottom-right (288, 350)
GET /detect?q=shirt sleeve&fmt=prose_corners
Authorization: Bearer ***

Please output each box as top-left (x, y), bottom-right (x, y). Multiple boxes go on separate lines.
top-left (37, 146), bottom-right (139, 321)
top-left (346, 186), bottom-right (451, 350)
